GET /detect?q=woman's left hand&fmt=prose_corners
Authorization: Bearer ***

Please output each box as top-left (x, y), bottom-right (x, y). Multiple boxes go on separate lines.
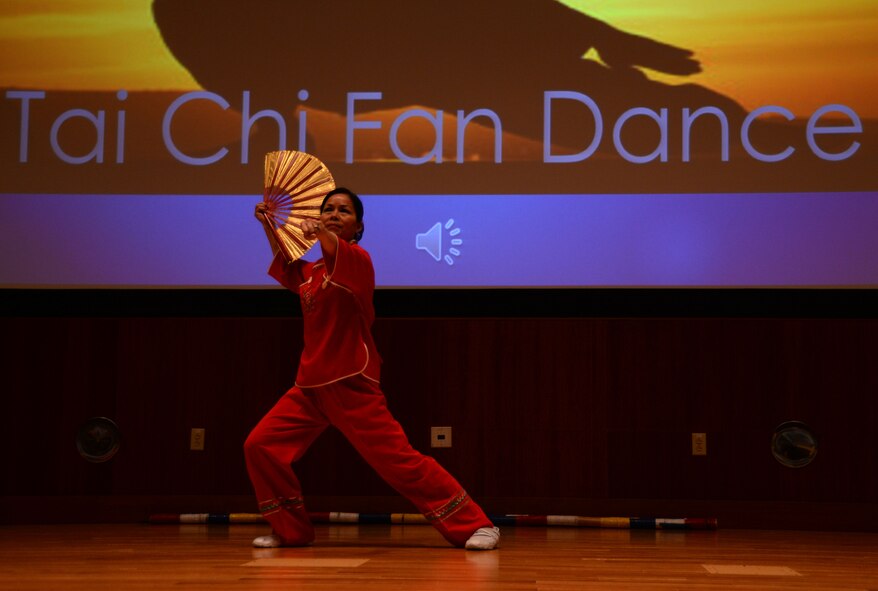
top-left (301, 218), bottom-right (322, 240)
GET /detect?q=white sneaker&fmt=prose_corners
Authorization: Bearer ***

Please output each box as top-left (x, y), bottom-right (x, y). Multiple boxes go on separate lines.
top-left (252, 534), bottom-right (282, 548)
top-left (465, 526), bottom-right (500, 550)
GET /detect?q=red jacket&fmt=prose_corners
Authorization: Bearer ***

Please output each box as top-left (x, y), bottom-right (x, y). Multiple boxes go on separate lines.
top-left (269, 240), bottom-right (382, 387)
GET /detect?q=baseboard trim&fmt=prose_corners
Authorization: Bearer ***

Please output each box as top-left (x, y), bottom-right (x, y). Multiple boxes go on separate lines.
top-left (2, 495), bottom-right (876, 531)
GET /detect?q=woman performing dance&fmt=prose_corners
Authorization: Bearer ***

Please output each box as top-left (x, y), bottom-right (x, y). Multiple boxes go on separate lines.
top-left (245, 187), bottom-right (499, 550)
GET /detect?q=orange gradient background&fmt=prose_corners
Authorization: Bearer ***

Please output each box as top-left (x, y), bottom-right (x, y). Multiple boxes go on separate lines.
top-left (1, 1), bottom-right (876, 117)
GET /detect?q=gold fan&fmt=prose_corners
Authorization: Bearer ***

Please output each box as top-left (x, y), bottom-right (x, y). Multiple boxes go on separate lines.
top-left (262, 150), bottom-right (336, 263)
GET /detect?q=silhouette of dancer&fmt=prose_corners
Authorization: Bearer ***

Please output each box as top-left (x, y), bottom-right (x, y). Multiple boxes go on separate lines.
top-left (153, 1), bottom-right (745, 156)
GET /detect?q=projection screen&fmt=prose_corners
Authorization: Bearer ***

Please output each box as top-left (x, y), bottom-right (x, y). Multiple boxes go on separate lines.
top-left (1, 1), bottom-right (876, 288)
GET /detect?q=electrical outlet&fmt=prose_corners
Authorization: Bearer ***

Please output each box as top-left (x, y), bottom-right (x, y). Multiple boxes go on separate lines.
top-left (190, 428), bottom-right (206, 451)
top-left (431, 426), bottom-right (452, 448)
top-left (692, 432), bottom-right (707, 456)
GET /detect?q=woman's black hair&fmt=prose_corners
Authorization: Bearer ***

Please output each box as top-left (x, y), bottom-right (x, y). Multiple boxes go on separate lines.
top-left (321, 187), bottom-right (365, 241)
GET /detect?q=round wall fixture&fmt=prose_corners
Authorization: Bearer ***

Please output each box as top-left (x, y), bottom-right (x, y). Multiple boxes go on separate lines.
top-left (76, 417), bottom-right (121, 463)
top-left (771, 421), bottom-right (817, 468)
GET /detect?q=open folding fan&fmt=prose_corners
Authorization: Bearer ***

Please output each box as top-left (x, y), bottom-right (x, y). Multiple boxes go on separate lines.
top-left (262, 150), bottom-right (336, 263)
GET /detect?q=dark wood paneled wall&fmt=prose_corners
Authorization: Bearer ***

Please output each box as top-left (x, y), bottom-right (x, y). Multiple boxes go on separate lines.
top-left (2, 298), bottom-right (877, 528)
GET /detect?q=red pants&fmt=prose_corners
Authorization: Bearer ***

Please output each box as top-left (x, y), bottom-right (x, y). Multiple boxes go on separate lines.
top-left (244, 374), bottom-right (493, 547)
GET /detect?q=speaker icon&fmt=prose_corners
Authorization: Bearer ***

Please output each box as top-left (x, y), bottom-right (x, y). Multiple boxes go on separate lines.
top-left (415, 219), bottom-right (463, 265)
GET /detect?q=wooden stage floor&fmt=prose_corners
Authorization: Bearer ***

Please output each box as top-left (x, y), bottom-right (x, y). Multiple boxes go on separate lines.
top-left (1, 523), bottom-right (877, 590)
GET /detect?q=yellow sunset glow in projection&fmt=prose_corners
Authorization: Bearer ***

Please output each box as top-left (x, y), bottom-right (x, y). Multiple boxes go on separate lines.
top-left (1, 0), bottom-right (876, 116)
top-left (0, 0), bottom-right (195, 90)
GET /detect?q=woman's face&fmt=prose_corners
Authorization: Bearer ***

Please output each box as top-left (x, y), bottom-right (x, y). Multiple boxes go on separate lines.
top-left (320, 193), bottom-right (362, 242)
